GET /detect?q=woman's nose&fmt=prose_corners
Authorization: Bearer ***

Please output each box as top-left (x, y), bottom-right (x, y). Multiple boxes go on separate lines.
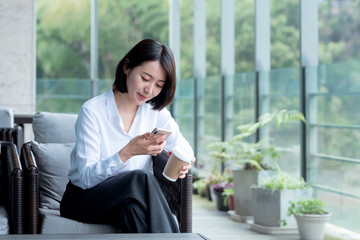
top-left (144, 83), bottom-right (154, 93)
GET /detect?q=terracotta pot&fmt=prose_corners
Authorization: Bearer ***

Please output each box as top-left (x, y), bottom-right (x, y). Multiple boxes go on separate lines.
top-left (228, 194), bottom-right (235, 211)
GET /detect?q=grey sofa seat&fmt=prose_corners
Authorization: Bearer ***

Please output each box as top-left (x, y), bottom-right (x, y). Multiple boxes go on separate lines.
top-left (39, 208), bottom-right (118, 234)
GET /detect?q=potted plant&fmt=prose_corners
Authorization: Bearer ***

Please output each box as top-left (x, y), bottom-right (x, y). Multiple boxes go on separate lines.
top-left (251, 167), bottom-right (312, 232)
top-left (212, 182), bottom-right (233, 211)
top-left (230, 139), bottom-right (280, 219)
top-left (221, 186), bottom-right (235, 211)
top-left (204, 172), bottom-right (224, 201)
top-left (192, 178), bottom-right (207, 198)
top-left (206, 141), bottom-right (233, 201)
top-left (284, 197), bottom-right (331, 240)
top-left (229, 109), bottom-right (306, 220)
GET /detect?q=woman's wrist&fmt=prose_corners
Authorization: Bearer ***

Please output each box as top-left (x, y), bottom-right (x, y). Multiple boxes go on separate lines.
top-left (118, 146), bottom-right (132, 163)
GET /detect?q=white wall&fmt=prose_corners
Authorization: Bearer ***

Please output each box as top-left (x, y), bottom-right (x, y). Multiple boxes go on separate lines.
top-left (0, 0), bottom-right (36, 113)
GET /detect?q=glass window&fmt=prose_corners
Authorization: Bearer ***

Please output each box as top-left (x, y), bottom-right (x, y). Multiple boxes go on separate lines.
top-left (259, 67), bottom-right (302, 176)
top-left (270, 0), bottom-right (300, 68)
top-left (319, 0), bottom-right (360, 64)
top-left (36, 0), bottom-right (169, 113)
top-left (36, 0), bottom-right (91, 113)
top-left (235, 0), bottom-right (255, 72)
top-left (306, 62), bottom-right (360, 232)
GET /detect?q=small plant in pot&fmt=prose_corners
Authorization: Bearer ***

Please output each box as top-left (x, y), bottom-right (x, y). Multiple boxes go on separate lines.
top-left (206, 141), bottom-right (233, 201)
top-left (204, 172), bottom-right (224, 201)
top-left (283, 197), bottom-right (331, 240)
top-left (192, 178), bottom-right (207, 198)
top-left (221, 186), bottom-right (235, 211)
top-left (212, 182), bottom-right (233, 211)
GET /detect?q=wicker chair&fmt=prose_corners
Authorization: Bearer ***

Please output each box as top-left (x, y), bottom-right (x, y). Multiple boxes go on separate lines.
top-left (0, 141), bottom-right (24, 234)
top-left (19, 112), bottom-right (192, 234)
top-left (0, 107), bottom-right (23, 153)
top-left (0, 126), bottom-right (23, 154)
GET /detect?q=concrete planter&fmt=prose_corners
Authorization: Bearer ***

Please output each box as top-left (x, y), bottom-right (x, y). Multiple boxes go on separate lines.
top-left (295, 213), bottom-right (331, 240)
top-left (232, 169), bottom-right (259, 216)
top-left (252, 187), bottom-right (313, 227)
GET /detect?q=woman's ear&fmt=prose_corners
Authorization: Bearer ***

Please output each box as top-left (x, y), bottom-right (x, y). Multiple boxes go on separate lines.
top-left (123, 58), bottom-right (130, 75)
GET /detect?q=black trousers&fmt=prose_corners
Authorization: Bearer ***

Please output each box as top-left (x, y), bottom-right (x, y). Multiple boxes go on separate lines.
top-left (60, 169), bottom-right (179, 233)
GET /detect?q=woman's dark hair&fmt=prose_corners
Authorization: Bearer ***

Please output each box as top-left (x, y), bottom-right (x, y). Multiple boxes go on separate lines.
top-left (113, 39), bottom-right (176, 110)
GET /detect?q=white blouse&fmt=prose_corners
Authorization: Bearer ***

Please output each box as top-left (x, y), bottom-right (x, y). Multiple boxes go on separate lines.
top-left (68, 88), bottom-right (193, 189)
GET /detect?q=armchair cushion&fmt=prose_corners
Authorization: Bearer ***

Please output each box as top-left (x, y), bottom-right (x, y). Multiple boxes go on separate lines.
top-left (32, 112), bottom-right (77, 144)
top-left (0, 107), bottom-right (14, 128)
top-left (0, 205), bottom-right (9, 234)
top-left (31, 141), bottom-right (74, 210)
top-left (39, 208), bottom-right (118, 234)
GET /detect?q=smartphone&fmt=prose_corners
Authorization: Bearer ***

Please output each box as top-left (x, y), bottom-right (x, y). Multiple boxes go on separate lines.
top-left (151, 127), bottom-right (172, 140)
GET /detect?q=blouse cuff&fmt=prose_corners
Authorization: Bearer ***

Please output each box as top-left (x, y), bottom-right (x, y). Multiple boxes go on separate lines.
top-left (108, 152), bottom-right (126, 170)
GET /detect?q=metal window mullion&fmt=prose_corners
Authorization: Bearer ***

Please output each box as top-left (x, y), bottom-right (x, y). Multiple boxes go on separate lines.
top-left (311, 153), bottom-right (360, 165)
top-left (312, 185), bottom-right (360, 200)
top-left (221, 0), bottom-right (234, 144)
top-left (309, 123), bottom-right (360, 130)
top-left (255, 0), bottom-right (271, 143)
top-left (169, 0), bottom-right (181, 117)
top-left (309, 92), bottom-right (360, 97)
top-left (90, 0), bottom-right (98, 98)
top-left (193, 0), bottom-right (206, 163)
top-left (255, 72), bottom-right (260, 142)
top-left (300, 0), bottom-right (319, 182)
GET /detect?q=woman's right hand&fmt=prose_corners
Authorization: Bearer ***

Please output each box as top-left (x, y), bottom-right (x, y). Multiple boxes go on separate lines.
top-left (118, 132), bottom-right (166, 162)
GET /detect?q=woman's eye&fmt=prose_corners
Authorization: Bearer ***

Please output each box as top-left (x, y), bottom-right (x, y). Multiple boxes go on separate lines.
top-left (156, 84), bottom-right (163, 89)
top-left (142, 77), bottom-right (149, 82)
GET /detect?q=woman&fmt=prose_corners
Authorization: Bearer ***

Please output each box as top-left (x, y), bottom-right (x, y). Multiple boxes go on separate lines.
top-left (60, 39), bottom-right (194, 233)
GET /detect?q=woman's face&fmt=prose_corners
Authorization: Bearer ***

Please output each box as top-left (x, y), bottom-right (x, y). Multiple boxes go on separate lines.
top-left (124, 60), bottom-right (166, 106)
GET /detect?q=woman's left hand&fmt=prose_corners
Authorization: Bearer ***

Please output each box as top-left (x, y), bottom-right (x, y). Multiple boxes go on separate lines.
top-left (178, 156), bottom-right (196, 179)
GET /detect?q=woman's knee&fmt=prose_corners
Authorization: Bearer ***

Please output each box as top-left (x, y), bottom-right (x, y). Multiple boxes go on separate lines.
top-left (131, 169), bottom-right (156, 182)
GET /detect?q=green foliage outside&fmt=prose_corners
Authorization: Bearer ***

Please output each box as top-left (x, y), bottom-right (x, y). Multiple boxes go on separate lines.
top-left (36, 0), bottom-right (360, 80)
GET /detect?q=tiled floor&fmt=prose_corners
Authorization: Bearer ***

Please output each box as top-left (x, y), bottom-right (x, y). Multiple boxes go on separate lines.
top-left (192, 194), bottom-right (300, 240)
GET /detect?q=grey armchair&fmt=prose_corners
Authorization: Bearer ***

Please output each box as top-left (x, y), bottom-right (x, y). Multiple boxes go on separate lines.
top-left (19, 112), bottom-right (192, 234)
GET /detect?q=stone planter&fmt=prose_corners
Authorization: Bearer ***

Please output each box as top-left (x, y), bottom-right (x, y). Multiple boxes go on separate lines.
top-left (295, 213), bottom-right (331, 240)
top-left (251, 187), bottom-right (313, 227)
top-left (232, 169), bottom-right (259, 216)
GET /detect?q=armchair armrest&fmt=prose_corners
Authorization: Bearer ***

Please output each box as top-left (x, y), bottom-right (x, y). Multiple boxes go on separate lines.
top-left (20, 142), bottom-right (39, 234)
top-left (0, 126), bottom-right (24, 154)
top-left (152, 151), bottom-right (192, 233)
top-left (0, 141), bottom-right (24, 234)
